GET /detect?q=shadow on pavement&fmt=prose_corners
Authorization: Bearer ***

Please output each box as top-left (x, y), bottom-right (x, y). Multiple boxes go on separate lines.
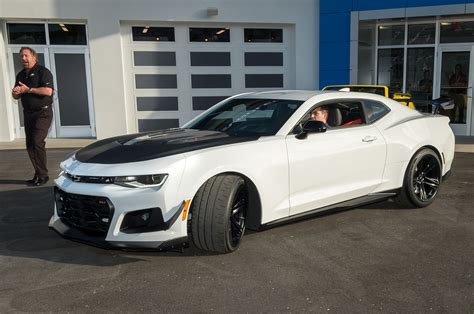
top-left (0, 179), bottom-right (29, 185)
top-left (0, 186), bottom-right (155, 266)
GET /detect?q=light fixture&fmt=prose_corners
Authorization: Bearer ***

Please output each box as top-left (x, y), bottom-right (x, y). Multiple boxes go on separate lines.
top-left (441, 22), bottom-right (451, 26)
top-left (59, 23), bottom-right (69, 32)
top-left (216, 29), bottom-right (227, 35)
top-left (207, 7), bottom-right (218, 17)
top-left (142, 26), bottom-right (149, 34)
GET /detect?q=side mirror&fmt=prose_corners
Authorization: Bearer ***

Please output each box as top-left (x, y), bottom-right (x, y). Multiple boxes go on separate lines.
top-left (295, 120), bottom-right (327, 139)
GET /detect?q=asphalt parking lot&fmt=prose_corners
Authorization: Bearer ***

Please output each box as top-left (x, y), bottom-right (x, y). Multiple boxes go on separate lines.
top-left (0, 148), bottom-right (473, 312)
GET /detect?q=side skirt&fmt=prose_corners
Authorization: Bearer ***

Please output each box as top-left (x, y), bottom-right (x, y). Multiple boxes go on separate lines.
top-left (260, 190), bottom-right (399, 230)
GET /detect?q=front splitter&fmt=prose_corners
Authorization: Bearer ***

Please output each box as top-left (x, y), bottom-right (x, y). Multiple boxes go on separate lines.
top-left (49, 218), bottom-right (188, 251)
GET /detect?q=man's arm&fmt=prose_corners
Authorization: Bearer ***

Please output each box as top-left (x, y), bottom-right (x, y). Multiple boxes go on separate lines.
top-left (14, 81), bottom-right (53, 97)
top-left (29, 86), bottom-right (53, 97)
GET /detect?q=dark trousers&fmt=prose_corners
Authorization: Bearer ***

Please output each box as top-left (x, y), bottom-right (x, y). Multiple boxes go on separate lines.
top-left (24, 107), bottom-right (53, 178)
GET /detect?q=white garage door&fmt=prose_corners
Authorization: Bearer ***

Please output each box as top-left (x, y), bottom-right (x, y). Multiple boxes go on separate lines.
top-left (122, 23), bottom-right (295, 132)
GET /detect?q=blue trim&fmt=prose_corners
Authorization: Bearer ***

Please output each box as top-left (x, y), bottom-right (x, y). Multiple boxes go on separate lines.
top-left (318, 0), bottom-right (474, 88)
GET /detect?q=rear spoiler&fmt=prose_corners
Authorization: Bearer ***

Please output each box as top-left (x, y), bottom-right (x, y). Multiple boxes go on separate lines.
top-left (431, 98), bottom-right (455, 114)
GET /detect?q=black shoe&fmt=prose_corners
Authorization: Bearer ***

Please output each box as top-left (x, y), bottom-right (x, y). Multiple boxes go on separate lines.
top-left (33, 176), bottom-right (49, 186)
top-left (26, 176), bottom-right (39, 185)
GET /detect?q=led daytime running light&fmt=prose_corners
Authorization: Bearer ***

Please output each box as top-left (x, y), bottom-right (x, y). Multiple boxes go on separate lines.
top-left (114, 174), bottom-right (168, 188)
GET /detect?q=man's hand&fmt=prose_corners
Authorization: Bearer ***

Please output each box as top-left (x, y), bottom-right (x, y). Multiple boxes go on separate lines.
top-left (17, 81), bottom-right (30, 94)
top-left (12, 81), bottom-right (29, 99)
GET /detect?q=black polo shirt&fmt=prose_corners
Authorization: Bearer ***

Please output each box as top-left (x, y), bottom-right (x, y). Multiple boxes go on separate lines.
top-left (15, 63), bottom-right (54, 111)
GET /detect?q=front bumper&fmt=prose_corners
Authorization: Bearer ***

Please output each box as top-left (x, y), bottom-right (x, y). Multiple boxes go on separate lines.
top-left (49, 218), bottom-right (188, 251)
top-left (49, 173), bottom-right (190, 251)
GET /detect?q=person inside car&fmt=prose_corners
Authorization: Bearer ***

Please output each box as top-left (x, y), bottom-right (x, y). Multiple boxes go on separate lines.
top-left (310, 106), bottom-right (329, 125)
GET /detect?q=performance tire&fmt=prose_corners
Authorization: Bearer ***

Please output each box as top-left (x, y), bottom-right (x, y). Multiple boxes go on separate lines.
top-left (190, 174), bottom-right (248, 253)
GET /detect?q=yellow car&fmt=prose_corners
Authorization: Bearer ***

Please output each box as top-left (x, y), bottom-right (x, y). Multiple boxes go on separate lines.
top-left (322, 84), bottom-right (416, 109)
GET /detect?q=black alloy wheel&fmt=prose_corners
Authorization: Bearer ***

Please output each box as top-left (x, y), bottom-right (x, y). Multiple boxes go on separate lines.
top-left (229, 185), bottom-right (247, 248)
top-left (398, 148), bottom-right (442, 208)
top-left (411, 153), bottom-right (442, 202)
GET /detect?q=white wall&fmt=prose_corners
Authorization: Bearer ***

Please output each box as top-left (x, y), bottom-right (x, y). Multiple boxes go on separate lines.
top-left (0, 0), bottom-right (318, 141)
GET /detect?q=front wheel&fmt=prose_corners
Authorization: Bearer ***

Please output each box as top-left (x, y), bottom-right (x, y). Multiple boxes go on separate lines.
top-left (397, 148), bottom-right (442, 208)
top-left (189, 175), bottom-right (248, 253)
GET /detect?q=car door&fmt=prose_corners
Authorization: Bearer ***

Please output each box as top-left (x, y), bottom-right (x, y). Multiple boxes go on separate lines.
top-left (285, 102), bottom-right (387, 216)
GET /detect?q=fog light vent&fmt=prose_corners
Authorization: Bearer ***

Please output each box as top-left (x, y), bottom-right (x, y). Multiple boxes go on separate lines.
top-left (120, 208), bottom-right (165, 233)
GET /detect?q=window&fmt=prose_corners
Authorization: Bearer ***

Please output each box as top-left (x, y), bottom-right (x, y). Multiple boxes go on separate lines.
top-left (134, 51), bottom-right (176, 66)
top-left (378, 25), bottom-right (404, 46)
top-left (245, 74), bottom-right (283, 88)
top-left (244, 29), bottom-right (282, 43)
top-left (190, 52), bottom-right (230, 66)
top-left (377, 48), bottom-right (404, 94)
top-left (406, 48), bottom-right (434, 112)
top-left (191, 74), bottom-right (231, 88)
top-left (187, 98), bottom-right (303, 136)
top-left (7, 23), bottom-right (46, 44)
top-left (302, 102), bottom-right (366, 128)
top-left (440, 21), bottom-right (474, 43)
top-left (132, 27), bottom-right (175, 42)
top-left (364, 101), bottom-right (390, 123)
top-left (408, 23), bottom-right (435, 45)
top-left (189, 28), bottom-right (230, 42)
top-left (245, 52), bottom-right (283, 66)
top-left (49, 24), bottom-right (87, 45)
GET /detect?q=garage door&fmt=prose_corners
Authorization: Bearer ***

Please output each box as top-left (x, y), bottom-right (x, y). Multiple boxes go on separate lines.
top-left (122, 23), bottom-right (295, 132)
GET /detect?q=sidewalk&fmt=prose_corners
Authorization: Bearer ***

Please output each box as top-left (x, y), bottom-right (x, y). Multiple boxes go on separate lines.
top-left (0, 136), bottom-right (473, 152)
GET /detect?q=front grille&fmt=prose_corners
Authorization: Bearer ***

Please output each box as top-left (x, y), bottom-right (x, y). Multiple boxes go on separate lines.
top-left (55, 187), bottom-right (115, 236)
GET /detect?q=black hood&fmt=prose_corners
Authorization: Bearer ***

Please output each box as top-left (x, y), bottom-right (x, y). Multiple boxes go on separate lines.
top-left (75, 128), bottom-right (259, 164)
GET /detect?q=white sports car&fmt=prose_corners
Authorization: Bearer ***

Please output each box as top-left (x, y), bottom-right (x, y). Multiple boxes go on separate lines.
top-left (49, 90), bottom-right (455, 253)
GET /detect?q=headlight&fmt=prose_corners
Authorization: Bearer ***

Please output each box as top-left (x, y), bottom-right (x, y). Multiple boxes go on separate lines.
top-left (114, 174), bottom-right (168, 188)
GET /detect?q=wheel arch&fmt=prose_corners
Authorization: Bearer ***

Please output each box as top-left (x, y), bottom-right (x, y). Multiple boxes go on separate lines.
top-left (188, 171), bottom-right (262, 231)
top-left (408, 144), bottom-right (444, 174)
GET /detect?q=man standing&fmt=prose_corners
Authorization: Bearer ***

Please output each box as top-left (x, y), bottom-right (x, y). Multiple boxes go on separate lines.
top-left (11, 47), bottom-right (54, 186)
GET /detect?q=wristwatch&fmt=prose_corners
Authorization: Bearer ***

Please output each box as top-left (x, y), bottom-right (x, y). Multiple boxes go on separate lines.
top-left (28, 87), bottom-right (32, 94)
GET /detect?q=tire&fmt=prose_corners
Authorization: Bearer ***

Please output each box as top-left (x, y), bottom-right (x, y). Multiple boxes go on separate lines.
top-left (397, 148), bottom-right (442, 208)
top-left (189, 175), bottom-right (248, 253)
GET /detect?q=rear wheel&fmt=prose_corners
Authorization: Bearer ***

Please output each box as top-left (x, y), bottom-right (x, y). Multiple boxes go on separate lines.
top-left (190, 174), bottom-right (247, 253)
top-left (397, 148), bottom-right (442, 208)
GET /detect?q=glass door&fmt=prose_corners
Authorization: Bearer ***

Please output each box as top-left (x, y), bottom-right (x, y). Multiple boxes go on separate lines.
top-left (435, 46), bottom-right (473, 136)
top-left (49, 47), bottom-right (95, 137)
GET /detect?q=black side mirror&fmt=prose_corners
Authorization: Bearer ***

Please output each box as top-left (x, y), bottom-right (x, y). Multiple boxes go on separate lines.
top-left (295, 120), bottom-right (327, 139)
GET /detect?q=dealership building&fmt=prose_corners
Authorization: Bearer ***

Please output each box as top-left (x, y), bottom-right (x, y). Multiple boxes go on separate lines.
top-left (1, 0), bottom-right (474, 142)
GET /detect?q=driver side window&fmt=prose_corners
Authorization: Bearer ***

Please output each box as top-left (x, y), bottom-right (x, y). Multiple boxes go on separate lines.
top-left (301, 101), bottom-right (367, 128)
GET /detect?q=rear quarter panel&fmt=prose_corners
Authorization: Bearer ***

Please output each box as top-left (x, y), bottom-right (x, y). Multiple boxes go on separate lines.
top-left (374, 109), bottom-right (454, 192)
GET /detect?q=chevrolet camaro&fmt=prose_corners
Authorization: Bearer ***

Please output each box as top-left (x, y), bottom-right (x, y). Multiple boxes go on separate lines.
top-left (49, 90), bottom-right (455, 253)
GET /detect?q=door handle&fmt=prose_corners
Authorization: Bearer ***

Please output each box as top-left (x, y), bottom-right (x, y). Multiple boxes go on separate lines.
top-left (362, 135), bottom-right (377, 142)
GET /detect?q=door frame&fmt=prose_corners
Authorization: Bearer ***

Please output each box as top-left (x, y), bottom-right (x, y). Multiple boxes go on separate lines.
top-left (434, 45), bottom-right (474, 136)
top-left (48, 47), bottom-right (96, 138)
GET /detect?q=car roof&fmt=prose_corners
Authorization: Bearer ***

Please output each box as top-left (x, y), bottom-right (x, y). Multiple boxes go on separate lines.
top-left (236, 90), bottom-right (333, 101)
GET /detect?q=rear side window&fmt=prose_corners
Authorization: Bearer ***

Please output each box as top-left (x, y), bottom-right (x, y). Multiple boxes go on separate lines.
top-left (364, 100), bottom-right (390, 123)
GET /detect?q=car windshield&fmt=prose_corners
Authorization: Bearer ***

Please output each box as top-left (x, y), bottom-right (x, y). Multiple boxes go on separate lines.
top-left (186, 98), bottom-right (303, 136)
